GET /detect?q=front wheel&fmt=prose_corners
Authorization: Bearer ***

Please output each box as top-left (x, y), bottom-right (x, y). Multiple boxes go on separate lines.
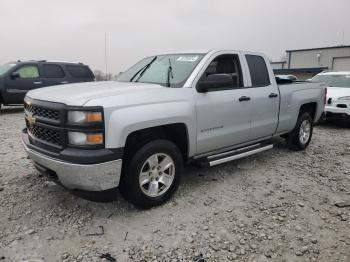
top-left (119, 140), bottom-right (183, 208)
top-left (286, 112), bottom-right (313, 151)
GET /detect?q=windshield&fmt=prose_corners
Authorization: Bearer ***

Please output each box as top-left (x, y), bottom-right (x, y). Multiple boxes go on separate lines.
top-left (117, 54), bottom-right (204, 87)
top-left (311, 74), bottom-right (350, 88)
top-left (0, 62), bottom-right (16, 76)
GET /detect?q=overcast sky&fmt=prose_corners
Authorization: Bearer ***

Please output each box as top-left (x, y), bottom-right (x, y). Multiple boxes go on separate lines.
top-left (0, 0), bottom-right (349, 74)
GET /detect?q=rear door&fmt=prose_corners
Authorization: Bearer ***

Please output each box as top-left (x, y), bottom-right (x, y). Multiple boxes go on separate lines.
top-left (245, 54), bottom-right (279, 140)
top-left (194, 52), bottom-right (252, 154)
top-left (3, 63), bottom-right (43, 104)
top-left (40, 63), bottom-right (68, 87)
top-left (65, 65), bottom-right (95, 83)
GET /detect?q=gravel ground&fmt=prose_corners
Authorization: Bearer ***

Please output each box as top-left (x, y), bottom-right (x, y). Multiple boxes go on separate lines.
top-left (0, 106), bottom-right (349, 262)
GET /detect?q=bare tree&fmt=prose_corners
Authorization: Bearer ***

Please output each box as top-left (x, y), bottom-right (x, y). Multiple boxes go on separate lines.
top-left (93, 70), bottom-right (115, 81)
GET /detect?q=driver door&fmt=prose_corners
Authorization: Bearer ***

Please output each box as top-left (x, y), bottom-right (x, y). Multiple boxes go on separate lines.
top-left (194, 53), bottom-right (252, 154)
top-left (3, 64), bottom-right (43, 104)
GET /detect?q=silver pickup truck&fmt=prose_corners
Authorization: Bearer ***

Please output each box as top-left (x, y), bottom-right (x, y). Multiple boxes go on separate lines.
top-left (22, 50), bottom-right (326, 207)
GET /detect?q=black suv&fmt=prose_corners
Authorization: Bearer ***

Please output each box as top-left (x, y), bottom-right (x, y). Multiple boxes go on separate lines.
top-left (0, 60), bottom-right (95, 109)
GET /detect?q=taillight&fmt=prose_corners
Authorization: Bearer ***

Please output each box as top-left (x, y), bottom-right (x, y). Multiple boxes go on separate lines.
top-left (324, 87), bottom-right (327, 104)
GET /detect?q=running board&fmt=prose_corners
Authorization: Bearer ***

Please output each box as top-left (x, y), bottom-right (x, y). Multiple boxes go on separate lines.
top-left (197, 143), bottom-right (273, 167)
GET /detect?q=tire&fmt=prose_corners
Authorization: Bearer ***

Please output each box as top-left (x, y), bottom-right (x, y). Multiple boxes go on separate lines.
top-left (119, 139), bottom-right (183, 208)
top-left (286, 112), bottom-right (313, 151)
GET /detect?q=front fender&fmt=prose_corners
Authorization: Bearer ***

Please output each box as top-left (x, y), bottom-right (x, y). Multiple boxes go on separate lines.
top-left (105, 101), bottom-right (197, 156)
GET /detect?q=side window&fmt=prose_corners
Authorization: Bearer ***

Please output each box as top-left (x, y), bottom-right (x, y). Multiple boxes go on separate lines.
top-left (200, 54), bottom-right (243, 89)
top-left (14, 65), bottom-right (39, 79)
top-left (43, 64), bottom-right (65, 78)
top-left (245, 55), bottom-right (270, 87)
top-left (66, 65), bottom-right (92, 78)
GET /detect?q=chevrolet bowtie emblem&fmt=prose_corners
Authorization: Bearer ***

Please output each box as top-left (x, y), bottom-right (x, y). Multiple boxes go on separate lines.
top-left (26, 113), bottom-right (36, 125)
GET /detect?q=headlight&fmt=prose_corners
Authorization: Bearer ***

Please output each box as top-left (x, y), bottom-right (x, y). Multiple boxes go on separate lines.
top-left (68, 132), bottom-right (104, 145)
top-left (338, 96), bottom-right (350, 101)
top-left (68, 111), bottom-right (103, 124)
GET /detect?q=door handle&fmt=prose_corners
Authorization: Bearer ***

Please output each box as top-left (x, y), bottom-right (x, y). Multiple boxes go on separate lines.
top-left (33, 81), bottom-right (42, 85)
top-left (238, 96), bottom-right (251, 102)
top-left (269, 93), bottom-right (278, 98)
top-left (60, 81), bottom-right (69, 84)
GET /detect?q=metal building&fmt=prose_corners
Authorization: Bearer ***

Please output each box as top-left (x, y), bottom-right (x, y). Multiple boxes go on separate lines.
top-left (272, 45), bottom-right (350, 80)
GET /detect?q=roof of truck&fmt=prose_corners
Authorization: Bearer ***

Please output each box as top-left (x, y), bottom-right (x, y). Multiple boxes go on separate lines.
top-left (154, 49), bottom-right (210, 55)
top-left (149, 49), bottom-right (264, 56)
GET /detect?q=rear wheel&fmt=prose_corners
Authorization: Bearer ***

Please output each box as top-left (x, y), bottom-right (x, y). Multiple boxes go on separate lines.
top-left (119, 139), bottom-right (183, 208)
top-left (286, 112), bottom-right (313, 151)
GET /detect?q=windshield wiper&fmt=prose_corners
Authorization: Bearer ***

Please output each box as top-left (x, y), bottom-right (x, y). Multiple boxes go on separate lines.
top-left (166, 58), bottom-right (174, 87)
top-left (130, 56), bottom-right (157, 82)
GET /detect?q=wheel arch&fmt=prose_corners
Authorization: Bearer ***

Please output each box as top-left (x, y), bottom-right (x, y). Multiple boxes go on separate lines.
top-left (123, 123), bottom-right (190, 162)
top-left (299, 102), bottom-right (317, 121)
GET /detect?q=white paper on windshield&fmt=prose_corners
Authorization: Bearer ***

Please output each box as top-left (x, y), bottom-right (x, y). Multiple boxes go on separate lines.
top-left (177, 56), bottom-right (198, 62)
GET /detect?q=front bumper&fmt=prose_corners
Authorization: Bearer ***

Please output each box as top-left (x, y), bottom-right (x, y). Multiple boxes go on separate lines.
top-left (325, 104), bottom-right (350, 120)
top-left (22, 132), bottom-right (122, 192)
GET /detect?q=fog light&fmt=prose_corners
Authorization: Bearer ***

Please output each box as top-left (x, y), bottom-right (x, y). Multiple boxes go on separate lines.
top-left (68, 132), bottom-right (103, 145)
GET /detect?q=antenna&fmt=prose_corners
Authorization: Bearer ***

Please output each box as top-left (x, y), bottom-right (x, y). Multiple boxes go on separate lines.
top-left (104, 32), bottom-right (108, 80)
top-left (341, 29), bottom-right (345, 46)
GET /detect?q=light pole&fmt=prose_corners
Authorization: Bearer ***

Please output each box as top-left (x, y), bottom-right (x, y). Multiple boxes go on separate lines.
top-left (105, 32), bottom-right (108, 80)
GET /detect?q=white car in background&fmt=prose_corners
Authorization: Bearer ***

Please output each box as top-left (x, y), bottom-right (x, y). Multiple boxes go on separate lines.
top-left (311, 71), bottom-right (350, 121)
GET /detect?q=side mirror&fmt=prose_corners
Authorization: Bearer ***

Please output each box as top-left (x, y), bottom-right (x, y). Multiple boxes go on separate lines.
top-left (197, 74), bottom-right (233, 93)
top-left (10, 72), bottom-right (20, 79)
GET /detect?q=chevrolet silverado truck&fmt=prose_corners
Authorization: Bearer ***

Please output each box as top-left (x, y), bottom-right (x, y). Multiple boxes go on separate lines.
top-left (22, 50), bottom-right (326, 208)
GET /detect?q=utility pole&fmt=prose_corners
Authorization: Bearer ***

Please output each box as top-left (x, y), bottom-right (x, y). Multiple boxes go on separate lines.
top-left (104, 32), bottom-right (108, 80)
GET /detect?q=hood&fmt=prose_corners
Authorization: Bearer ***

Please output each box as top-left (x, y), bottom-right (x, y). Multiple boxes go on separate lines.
top-left (327, 86), bottom-right (350, 99)
top-left (26, 81), bottom-right (166, 106)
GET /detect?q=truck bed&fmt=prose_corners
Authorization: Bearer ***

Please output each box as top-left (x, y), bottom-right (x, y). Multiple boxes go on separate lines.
top-left (276, 81), bottom-right (325, 134)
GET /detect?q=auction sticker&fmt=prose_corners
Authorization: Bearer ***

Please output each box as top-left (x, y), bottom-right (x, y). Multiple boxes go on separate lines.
top-left (177, 56), bottom-right (198, 62)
